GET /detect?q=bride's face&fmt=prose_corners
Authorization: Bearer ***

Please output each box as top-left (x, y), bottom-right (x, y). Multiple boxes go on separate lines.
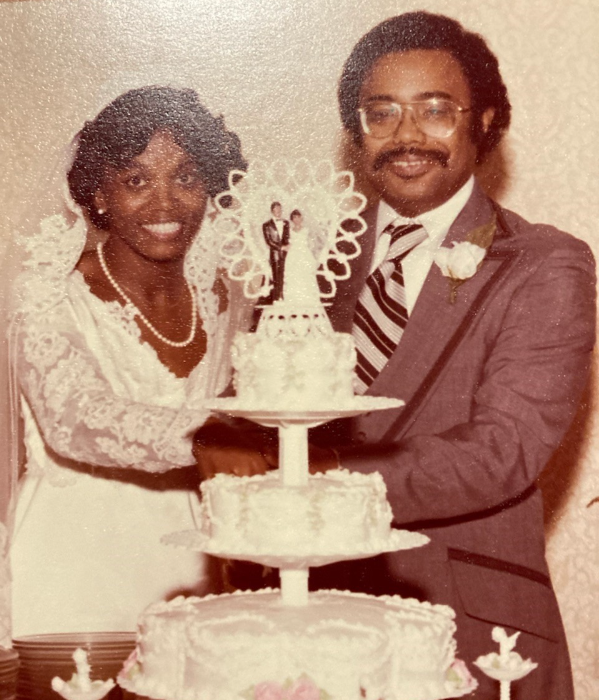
top-left (291, 214), bottom-right (303, 230)
top-left (94, 129), bottom-right (208, 262)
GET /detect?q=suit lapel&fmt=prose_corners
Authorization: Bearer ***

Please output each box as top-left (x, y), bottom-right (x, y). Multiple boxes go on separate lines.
top-left (363, 185), bottom-right (520, 440)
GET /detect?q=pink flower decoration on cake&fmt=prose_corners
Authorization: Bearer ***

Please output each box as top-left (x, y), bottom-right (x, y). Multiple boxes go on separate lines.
top-left (288, 676), bottom-right (321, 700)
top-left (118, 648), bottom-right (140, 680)
top-left (254, 681), bottom-right (286, 700)
top-left (251, 676), bottom-right (325, 700)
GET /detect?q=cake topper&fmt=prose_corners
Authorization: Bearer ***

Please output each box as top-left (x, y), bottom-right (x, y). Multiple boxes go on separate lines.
top-left (210, 160), bottom-right (367, 302)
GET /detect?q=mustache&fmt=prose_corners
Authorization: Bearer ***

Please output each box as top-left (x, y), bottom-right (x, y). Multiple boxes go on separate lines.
top-left (373, 147), bottom-right (449, 171)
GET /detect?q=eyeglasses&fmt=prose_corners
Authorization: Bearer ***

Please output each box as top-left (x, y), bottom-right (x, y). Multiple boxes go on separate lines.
top-left (358, 99), bottom-right (471, 139)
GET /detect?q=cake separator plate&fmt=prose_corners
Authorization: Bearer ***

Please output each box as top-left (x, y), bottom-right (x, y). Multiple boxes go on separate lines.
top-left (162, 528), bottom-right (429, 568)
top-left (204, 396), bottom-right (404, 428)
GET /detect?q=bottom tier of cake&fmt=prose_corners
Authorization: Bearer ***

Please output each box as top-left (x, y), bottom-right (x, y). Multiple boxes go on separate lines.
top-left (118, 588), bottom-right (476, 700)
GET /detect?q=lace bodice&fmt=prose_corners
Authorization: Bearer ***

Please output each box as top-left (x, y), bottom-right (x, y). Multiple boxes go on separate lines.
top-left (11, 212), bottom-right (234, 483)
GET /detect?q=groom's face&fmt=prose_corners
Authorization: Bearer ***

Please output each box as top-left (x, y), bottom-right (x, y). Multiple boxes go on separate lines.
top-left (358, 48), bottom-right (493, 218)
top-left (272, 204), bottom-right (282, 219)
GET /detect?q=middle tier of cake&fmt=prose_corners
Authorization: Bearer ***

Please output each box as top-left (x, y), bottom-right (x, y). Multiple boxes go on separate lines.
top-left (199, 469), bottom-right (393, 556)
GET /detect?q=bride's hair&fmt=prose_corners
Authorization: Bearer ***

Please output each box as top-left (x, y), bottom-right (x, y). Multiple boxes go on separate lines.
top-left (290, 209), bottom-right (302, 220)
top-left (67, 86), bottom-right (247, 229)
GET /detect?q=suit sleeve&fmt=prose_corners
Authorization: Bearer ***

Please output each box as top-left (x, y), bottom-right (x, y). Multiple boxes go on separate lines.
top-left (16, 301), bottom-right (207, 472)
top-left (339, 241), bottom-right (597, 524)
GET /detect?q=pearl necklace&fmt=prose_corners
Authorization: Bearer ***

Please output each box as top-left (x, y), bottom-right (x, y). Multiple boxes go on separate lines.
top-left (97, 242), bottom-right (198, 348)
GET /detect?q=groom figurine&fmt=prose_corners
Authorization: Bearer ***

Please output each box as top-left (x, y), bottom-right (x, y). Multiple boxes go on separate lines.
top-left (262, 202), bottom-right (290, 301)
top-left (195, 10), bottom-right (596, 700)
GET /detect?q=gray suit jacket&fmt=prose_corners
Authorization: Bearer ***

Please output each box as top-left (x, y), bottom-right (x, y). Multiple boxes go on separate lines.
top-left (315, 183), bottom-right (596, 644)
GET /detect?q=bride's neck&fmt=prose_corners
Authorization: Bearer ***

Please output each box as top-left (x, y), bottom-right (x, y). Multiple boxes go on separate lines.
top-left (101, 237), bottom-right (186, 303)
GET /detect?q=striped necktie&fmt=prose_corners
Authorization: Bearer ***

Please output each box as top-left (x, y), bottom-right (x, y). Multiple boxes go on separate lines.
top-left (353, 221), bottom-right (428, 394)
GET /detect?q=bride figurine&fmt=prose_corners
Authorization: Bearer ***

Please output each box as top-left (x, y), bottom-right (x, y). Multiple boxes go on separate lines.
top-left (282, 210), bottom-right (321, 306)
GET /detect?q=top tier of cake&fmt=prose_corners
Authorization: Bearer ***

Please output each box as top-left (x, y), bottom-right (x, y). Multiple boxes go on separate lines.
top-left (232, 305), bottom-right (356, 409)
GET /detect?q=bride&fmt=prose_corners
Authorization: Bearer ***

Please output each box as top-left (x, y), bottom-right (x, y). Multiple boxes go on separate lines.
top-left (9, 86), bottom-right (247, 636)
top-left (282, 209), bottom-right (321, 305)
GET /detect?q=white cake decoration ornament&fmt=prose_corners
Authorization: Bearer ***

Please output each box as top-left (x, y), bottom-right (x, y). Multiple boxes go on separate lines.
top-left (474, 627), bottom-right (538, 700)
top-left (51, 648), bottom-right (115, 700)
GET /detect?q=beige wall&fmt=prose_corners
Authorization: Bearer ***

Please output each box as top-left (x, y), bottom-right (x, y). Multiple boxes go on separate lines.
top-left (1, 0), bottom-right (597, 693)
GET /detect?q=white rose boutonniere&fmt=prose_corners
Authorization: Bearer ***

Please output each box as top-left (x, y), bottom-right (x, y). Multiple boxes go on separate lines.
top-left (434, 241), bottom-right (486, 279)
top-left (434, 215), bottom-right (496, 303)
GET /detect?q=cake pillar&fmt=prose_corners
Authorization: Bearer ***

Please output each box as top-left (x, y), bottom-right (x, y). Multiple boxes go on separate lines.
top-left (280, 568), bottom-right (309, 606)
top-left (279, 425), bottom-right (310, 604)
top-left (279, 424), bottom-right (309, 486)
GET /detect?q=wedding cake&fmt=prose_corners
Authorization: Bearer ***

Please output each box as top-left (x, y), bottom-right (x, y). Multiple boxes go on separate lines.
top-left (118, 166), bottom-right (477, 700)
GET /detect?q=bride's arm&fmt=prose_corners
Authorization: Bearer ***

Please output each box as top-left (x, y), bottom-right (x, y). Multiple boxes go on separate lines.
top-left (15, 302), bottom-right (205, 473)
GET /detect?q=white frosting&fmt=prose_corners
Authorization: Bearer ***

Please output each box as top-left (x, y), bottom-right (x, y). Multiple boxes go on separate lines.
top-left (231, 305), bottom-right (356, 409)
top-left (199, 470), bottom-right (393, 555)
top-left (119, 589), bottom-right (458, 700)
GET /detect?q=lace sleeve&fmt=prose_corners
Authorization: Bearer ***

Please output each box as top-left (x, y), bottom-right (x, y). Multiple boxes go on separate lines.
top-left (15, 300), bottom-right (203, 473)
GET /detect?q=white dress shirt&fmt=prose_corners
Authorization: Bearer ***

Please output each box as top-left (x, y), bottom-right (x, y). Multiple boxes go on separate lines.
top-left (273, 218), bottom-right (285, 236)
top-left (370, 177), bottom-right (474, 314)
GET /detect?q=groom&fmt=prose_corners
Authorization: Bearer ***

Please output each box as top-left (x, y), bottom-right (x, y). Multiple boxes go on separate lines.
top-left (195, 12), bottom-right (595, 699)
top-left (262, 202), bottom-right (290, 301)
top-left (305, 12), bottom-right (595, 699)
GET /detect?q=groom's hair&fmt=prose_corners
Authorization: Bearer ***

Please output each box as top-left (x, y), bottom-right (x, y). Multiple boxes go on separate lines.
top-left (68, 86), bottom-right (247, 230)
top-left (270, 202), bottom-right (282, 212)
top-left (338, 11), bottom-right (511, 162)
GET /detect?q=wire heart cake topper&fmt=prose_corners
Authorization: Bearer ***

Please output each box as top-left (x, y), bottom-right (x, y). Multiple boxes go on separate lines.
top-left (211, 160), bottom-right (368, 300)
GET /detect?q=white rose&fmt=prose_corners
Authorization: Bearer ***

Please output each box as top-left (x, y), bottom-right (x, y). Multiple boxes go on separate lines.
top-left (434, 241), bottom-right (486, 280)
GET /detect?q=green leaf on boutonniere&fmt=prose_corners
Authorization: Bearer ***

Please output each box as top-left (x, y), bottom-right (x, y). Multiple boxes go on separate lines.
top-left (466, 214), bottom-right (496, 251)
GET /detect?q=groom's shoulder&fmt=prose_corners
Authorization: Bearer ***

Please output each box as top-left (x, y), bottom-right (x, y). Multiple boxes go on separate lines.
top-left (497, 204), bottom-right (593, 264)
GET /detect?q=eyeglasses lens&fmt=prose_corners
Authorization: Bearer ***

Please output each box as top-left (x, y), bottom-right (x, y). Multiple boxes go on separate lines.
top-left (360, 101), bottom-right (459, 139)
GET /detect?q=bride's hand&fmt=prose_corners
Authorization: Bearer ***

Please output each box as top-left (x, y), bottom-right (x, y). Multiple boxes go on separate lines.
top-left (193, 418), bottom-right (274, 480)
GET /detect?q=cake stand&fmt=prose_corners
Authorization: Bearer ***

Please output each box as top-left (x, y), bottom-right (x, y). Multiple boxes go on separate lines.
top-left (164, 395), bottom-right (430, 606)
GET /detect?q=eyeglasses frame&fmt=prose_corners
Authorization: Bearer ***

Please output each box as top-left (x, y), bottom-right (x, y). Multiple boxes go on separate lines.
top-left (357, 99), bottom-right (472, 140)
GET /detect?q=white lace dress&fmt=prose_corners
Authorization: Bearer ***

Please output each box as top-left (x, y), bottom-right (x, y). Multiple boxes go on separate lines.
top-left (9, 216), bottom-right (232, 636)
